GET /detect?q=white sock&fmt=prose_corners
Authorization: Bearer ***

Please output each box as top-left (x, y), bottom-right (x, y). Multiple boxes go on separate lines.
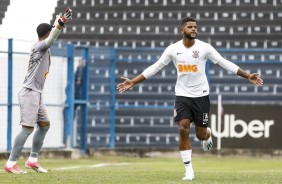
top-left (28, 156), bottom-right (38, 163)
top-left (180, 150), bottom-right (193, 173)
top-left (6, 160), bottom-right (16, 168)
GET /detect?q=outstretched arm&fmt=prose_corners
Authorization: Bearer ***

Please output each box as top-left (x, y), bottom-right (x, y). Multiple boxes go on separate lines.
top-left (207, 43), bottom-right (263, 87)
top-left (236, 68), bottom-right (263, 87)
top-left (45, 7), bottom-right (72, 47)
top-left (116, 74), bottom-right (146, 93)
top-left (117, 45), bottom-right (173, 93)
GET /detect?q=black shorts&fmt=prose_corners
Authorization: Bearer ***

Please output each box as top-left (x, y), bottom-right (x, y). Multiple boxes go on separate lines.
top-left (174, 95), bottom-right (210, 127)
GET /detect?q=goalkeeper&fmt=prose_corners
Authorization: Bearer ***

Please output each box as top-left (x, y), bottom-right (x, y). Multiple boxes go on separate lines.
top-left (4, 8), bottom-right (72, 174)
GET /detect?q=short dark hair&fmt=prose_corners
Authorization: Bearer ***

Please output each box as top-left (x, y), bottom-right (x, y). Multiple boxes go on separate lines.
top-left (181, 17), bottom-right (196, 27)
top-left (36, 23), bottom-right (52, 38)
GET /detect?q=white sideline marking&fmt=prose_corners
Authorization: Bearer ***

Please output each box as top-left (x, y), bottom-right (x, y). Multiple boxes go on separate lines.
top-left (53, 163), bottom-right (130, 171)
top-left (0, 163), bottom-right (130, 173)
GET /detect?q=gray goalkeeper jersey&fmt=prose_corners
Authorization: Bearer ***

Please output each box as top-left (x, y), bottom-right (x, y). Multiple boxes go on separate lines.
top-left (22, 41), bottom-right (51, 93)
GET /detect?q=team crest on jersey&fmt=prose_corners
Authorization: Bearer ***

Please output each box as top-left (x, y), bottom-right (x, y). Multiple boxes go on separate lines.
top-left (192, 50), bottom-right (199, 58)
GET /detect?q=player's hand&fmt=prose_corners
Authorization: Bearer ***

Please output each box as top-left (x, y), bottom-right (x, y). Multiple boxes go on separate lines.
top-left (60, 7), bottom-right (72, 24)
top-left (116, 77), bottom-right (134, 93)
top-left (248, 73), bottom-right (263, 87)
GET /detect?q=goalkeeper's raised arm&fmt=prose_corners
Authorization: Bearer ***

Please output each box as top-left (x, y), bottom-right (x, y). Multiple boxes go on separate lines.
top-left (45, 7), bottom-right (72, 47)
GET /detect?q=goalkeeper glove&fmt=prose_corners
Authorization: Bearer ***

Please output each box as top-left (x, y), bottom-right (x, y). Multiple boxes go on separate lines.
top-left (58, 7), bottom-right (72, 27)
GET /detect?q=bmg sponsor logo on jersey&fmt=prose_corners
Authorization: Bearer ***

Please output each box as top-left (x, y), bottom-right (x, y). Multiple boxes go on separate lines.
top-left (178, 64), bottom-right (198, 73)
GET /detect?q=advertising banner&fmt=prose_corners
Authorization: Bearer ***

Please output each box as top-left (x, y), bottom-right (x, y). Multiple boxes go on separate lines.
top-left (210, 105), bottom-right (282, 149)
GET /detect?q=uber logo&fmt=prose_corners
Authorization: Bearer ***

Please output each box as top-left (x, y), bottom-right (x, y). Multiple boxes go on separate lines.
top-left (211, 114), bottom-right (274, 138)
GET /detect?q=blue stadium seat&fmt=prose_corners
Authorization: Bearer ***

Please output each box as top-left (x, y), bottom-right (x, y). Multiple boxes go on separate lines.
top-left (276, 85), bottom-right (282, 94)
top-left (256, 85), bottom-right (274, 93)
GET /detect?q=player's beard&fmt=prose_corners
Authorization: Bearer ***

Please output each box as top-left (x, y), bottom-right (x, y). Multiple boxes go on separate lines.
top-left (184, 32), bottom-right (197, 40)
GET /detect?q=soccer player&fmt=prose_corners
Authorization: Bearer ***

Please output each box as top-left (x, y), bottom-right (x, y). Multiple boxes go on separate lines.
top-left (116, 17), bottom-right (263, 180)
top-left (4, 8), bottom-right (72, 174)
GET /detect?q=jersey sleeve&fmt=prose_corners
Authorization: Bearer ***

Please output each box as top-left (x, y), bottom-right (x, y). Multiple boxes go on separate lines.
top-left (206, 43), bottom-right (239, 74)
top-left (142, 45), bottom-right (173, 79)
top-left (44, 27), bottom-right (62, 48)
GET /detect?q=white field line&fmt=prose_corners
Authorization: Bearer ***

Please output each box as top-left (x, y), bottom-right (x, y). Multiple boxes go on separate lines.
top-left (53, 163), bottom-right (130, 171)
top-left (0, 163), bottom-right (130, 173)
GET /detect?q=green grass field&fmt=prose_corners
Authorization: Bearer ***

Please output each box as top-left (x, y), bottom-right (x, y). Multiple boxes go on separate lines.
top-left (0, 155), bottom-right (282, 184)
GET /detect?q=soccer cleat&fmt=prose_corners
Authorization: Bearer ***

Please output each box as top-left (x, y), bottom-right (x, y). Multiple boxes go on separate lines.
top-left (182, 161), bottom-right (195, 180)
top-left (4, 164), bottom-right (27, 174)
top-left (201, 127), bottom-right (213, 151)
top-left (25, 160), bottom-right (48, 173)
top-left (182, 171), bottom-right (195, 180)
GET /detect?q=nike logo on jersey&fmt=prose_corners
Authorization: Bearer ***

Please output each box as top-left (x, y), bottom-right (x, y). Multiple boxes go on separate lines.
top-left (176, 52), bottom-right (182, 55)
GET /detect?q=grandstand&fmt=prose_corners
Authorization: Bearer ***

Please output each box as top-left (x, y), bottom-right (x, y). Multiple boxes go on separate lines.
top-left (0, 0), bottom-right (281, 151)
top-left (52, 0), bottom-right (282, 48)
top-left (0, 0), bottom-right (9, 24)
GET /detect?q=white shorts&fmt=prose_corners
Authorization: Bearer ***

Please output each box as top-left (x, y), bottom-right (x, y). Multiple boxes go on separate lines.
top-left (18, 87), bottom-right (49, 127)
